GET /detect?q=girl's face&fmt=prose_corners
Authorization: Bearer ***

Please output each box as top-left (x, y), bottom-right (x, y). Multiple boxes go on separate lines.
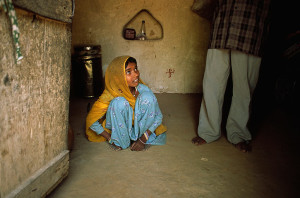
top-left (125, 62), bottom-right (140, 88)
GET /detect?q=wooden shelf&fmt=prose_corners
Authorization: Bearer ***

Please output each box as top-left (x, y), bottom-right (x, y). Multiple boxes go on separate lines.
top-left (123, 9), bottom-right (163, 40)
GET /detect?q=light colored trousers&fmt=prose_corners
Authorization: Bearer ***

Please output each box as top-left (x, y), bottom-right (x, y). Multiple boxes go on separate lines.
top-left (198, 49), bottom-right (261, 144)
top-left (106, 92), bottom-right (166, 149)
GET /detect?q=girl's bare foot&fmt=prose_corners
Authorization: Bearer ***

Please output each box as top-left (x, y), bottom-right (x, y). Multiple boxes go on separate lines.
top-left (108, 142), bottom-right (122, 151)
top-left (101, 130), bottom-right (122, 151)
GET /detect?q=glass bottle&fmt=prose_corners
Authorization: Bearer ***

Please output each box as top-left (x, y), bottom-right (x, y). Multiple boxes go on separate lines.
top-left (137, 20), bottom-right (147, 40)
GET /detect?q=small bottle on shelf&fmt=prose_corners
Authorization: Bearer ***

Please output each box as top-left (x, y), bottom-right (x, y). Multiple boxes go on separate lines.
top-left (136, 20), bottom-right (147, 40)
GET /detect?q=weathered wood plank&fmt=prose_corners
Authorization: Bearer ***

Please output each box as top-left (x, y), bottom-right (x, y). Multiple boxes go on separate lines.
top-left (13, 0), bottom-right (73, 23)
top-left (4, 150), bottom-right (69, 198)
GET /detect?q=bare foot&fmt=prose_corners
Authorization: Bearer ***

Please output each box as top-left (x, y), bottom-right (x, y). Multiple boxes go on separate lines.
top-left (192, 136), bottom-right (207, 145)
top-left (100, 131), bottom-right (122, 151)
top-left (233, 141), bottom-right (251, 153)
top-left (108, 142), bottom-right (122, 151)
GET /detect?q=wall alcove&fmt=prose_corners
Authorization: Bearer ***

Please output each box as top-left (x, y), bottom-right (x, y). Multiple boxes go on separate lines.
top-left (123, 9), bottom-right (163, 40)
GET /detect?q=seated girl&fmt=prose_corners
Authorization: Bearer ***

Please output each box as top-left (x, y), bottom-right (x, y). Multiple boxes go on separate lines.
top-left (85, 56), bottom-right (167, 151)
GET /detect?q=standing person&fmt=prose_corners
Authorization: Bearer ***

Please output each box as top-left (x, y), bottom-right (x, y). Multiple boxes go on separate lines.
top-left (86, 56), bottom-right (167, 151)
top-left (192, 0), bottom-right (271, 152)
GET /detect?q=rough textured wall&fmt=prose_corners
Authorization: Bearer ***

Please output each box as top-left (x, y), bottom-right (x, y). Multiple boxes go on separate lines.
top-left (72, 0), bottom-right (211, 93)
top-left (0, 8), bottom-right (71, 197)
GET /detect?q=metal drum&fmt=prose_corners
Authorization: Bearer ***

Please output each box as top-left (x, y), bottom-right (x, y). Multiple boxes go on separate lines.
top-left (73, 45), bottom-right (103, 98)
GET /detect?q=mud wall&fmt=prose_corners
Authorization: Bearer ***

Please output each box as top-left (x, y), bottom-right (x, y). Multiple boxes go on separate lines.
top-left (72, 0), bottom-right (211, 93)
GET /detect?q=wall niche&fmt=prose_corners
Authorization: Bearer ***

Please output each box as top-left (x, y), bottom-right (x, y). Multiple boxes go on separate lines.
top-left (123, 9), bottom-right (163, 41)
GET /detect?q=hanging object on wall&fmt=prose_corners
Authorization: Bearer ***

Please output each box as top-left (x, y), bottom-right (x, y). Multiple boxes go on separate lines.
top-left (0, 0), bottom-right (23, 63)
top-left (136, 20), bottom-right (147, 40)
top-left (123, 9), bottom-right (163, 40)
top-left (123, 28), bottom-right (136, 40)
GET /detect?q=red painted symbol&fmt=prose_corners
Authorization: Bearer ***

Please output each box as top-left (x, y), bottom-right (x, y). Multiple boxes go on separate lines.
top-left (166, 69), bottom-right (175, 78)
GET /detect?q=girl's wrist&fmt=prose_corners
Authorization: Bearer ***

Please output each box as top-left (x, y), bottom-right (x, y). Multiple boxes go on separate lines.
top-left (141, 130), bottom-right (152, 143)
top-left (138, 138), bottom-right (146, 144)
top-left (100, 130), bottom-right (111, 140)
top-left (144, 131), bottom-right (149, 141)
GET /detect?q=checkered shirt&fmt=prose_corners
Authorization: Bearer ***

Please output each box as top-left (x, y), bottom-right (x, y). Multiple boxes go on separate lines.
top-left (209, 0), bottom-right (271, 57)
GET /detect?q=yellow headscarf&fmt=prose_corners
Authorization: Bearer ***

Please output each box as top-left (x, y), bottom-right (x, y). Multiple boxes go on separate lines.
top-left (86, 55), bottom-right (167, 142)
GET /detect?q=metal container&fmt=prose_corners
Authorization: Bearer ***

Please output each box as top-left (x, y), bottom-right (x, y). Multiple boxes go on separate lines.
top-left (73, 45), bottom-right (103, 98)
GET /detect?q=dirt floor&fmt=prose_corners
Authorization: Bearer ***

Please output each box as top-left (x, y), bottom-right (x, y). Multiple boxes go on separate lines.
top-left (47, 94), bottom-right (300, 198)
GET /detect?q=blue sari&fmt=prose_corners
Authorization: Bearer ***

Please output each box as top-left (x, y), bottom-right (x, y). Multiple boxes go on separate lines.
top-left (90, 84), bottom-right (166, 149)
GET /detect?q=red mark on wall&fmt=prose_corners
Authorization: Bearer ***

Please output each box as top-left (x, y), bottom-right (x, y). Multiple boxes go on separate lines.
top-left (166, 69), bottom-right (175, 78)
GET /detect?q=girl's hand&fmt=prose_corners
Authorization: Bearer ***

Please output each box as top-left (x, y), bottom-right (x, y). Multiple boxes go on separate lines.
top-left (130, 138), bottom-right (145, 151)
top-left (130, 130), bottom-right (152, 151)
